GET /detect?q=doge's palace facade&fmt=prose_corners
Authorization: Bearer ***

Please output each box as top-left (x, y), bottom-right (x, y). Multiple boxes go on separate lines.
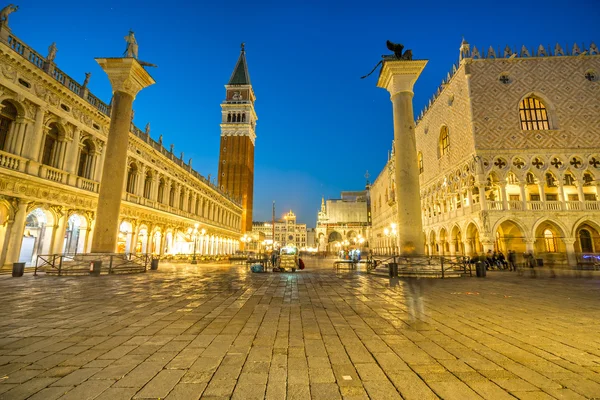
top-left (371, 40), bottom-right (600, 267)
top-left (0, 18), bottom-right (242, 268)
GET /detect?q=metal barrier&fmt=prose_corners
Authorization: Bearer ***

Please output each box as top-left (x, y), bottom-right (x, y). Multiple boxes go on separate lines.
top-left (34, 253), bottom-right (150, 276)
top-left (368, 254), bottom-right (471, 278)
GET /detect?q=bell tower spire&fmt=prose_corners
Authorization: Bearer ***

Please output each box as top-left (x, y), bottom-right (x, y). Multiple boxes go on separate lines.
top-left (218, 44), bottom-right (257, 233)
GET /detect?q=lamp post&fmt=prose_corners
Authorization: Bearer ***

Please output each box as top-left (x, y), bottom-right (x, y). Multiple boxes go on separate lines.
top-left (240, 234), bottom-right (250, 255)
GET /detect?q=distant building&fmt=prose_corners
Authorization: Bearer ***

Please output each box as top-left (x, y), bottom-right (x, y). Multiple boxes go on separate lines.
top-left (306, 228), bottom-right (316, 249)
top-left (315, 191), bottom-right (370, 253)
top-left (252, 210), bottom-right (307, 250)
top-left (370, 39), bottom-right (600, 267)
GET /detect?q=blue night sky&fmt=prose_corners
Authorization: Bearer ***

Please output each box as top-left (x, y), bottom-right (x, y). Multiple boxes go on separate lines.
top-left (14, 0), bottom-right (599, 226)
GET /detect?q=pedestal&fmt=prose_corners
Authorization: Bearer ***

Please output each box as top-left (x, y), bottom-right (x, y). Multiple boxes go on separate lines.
top-left (377, 59), bottom-right (427, 255)
top-left (91, 58), bottom-right (155, 253)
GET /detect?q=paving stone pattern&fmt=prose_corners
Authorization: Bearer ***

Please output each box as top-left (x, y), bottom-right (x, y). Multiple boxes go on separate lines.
top-left (1, 259), bottom-right (600, 399)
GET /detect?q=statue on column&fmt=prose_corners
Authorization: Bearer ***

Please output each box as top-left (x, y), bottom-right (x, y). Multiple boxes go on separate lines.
top-left (361, 40), bottom-right (413, 79)
top-left (124, 30), bottom-right (139, 58)
top-left (47, 42), bottom-right (58, 62)
top-left (0, 4), bottom-right (18, 27)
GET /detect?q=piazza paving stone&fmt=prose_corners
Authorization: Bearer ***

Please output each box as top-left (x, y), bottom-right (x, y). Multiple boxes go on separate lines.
top-left (0, 259), bottom-right (600, 399)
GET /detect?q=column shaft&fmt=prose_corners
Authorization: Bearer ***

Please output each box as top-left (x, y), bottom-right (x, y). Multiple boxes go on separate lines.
top-left (391, 91), bottom-right (424, 255)
top-left (91, 91), bottom-right (134, 252)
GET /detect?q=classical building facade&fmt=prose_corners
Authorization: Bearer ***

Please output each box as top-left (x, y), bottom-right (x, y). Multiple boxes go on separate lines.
top-left (252, 210), bottom-right (307, 250)
top-left (316, 192), bottom-right (370, 253)
top-left (218, 45), bottom-right (256, 233)
top-left (0, 18), bottom-right (242, 267)
top-left (370, 40), bottom-right (600, 266)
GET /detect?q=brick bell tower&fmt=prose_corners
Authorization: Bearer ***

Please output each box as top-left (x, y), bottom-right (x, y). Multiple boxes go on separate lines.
top-left (218, 43), bottom-right (257, 233)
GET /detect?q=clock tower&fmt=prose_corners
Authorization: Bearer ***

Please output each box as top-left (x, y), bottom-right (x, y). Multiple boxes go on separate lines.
top-left (218, 44), bottom-right (257, 233)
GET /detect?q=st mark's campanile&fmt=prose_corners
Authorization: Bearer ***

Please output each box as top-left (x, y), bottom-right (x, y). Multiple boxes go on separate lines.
top-left (218, 44), bottom-right (257, 233)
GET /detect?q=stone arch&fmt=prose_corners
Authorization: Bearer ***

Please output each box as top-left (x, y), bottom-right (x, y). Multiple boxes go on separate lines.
top-left (439, 227), bottom-right (449, 254)
top-left (572, 219), bottom-right (600, 253)
top-left (450, 224), bottom-right (464, 255)
top-left (118, 220), bottom-right (134, 253)
top-left (465, 221), bottom-right (482, 256)
top-left (19, 207), bottom-right (56, 265)
top-left (493, 218), bottom-right (527, 255)
top-left (328, 231), bottom-right (342, 243)
top-left (429, 230), bottom-right (438, 255)
top-left (63, 212), bottom-right (90, 255)
top-left (533, 219), bottom-right (567, 254)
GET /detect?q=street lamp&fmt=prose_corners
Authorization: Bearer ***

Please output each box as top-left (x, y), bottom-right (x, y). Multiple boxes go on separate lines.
top-left (240, 234), bottom-right (250, 255)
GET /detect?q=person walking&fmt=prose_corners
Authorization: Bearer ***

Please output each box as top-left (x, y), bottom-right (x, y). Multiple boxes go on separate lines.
top-left (508, 250), bottom-right (517, 272)
top-left (525, 252), bottom-right (537, 277)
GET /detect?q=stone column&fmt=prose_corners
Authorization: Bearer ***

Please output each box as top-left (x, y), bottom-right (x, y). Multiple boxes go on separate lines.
top-left (564, 238), bottom-right (577, 268)
top-left (28, 105), bottom-right (45, 157)
top-left (519, 183), bottom-right (527, 210)
top-left (91, 58), bottom-right (154, 253)
top-left (51, 209), bottom-right (68, 254)
top-left (3, 199), bottom-right (29, 265)
top-left (377, 59), bottom-right (427, 255)
top-left (64, 127), bottom-right (80, 175)
top-left (499, 182), bottom-right (508, 210)
top-left (477, 184), bottom-right (488, 211)
top-left (576, 181), bottom-right (585, 208)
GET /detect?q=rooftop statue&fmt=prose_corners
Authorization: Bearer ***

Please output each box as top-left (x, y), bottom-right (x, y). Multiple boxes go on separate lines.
top-left (361, 40), bottom-right (413, 79)
top-left (0, 4), bottom-right (18, 27)
top-left (47, 42), bottom-right (57, 62)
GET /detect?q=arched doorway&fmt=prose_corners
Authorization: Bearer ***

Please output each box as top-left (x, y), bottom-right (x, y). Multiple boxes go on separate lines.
top-left (118, 221), bottom-right (133, 253)
top-left (165, 231), bottom-right (174, 254)
top-left (574, 222), bottom-right (600, 253)
top-left (439, 228), bottom-right (449, 254)
top-left (466, 222), bottom-right (481, 256)
top-left (451, 226), bottom-right (463, 255)
top-left (19, 208), bottom-right (53, 265)
top-left (137, 225), bottom-right (149, 253)
top-left (494, 220), bottom-right (526, 255)
top-left (0, 100), bottom-right (18, 151)
top-left (63, 214), bottom-right (88, 255)
top-left (429, 231), bottom-right (437, 255)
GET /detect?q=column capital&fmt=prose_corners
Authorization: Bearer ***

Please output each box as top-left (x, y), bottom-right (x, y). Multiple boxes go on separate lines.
top-left (95, 58), bottom-right (155, 99)
top-left (377, 59), bottom-right (428, 97)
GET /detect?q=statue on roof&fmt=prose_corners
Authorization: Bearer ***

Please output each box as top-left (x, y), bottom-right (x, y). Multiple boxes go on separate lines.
top-left (83, 72), bottom-right (91, 88)
top-left (124, 30), bottom-right (138, 58)
top-left (145, 122), bottom-right (150, 135)
top-left (0, 4), bottom-right (18, 27)
top-left (47, 42), bottom-right (57, 62)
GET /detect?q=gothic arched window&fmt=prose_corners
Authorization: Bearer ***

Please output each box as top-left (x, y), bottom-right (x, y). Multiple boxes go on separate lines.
top-left (439, 126), bottom-right (449, 157)
top-left (579, 229), bottom-right (593, 253)
top-left (519, 96), bottom-right (550, 130)
top-left (544, 229), bottom-right (557, 252)
top-left (418, 152), bottom-right (424, 174)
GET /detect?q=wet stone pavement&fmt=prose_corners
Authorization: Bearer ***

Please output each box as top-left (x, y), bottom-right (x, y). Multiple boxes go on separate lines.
top-left (0, 259), bottom-right (600, 400)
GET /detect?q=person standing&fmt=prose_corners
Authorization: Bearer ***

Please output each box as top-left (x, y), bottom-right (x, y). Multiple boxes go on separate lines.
top-left (525, 252), bottom-right (537, 277)
top-left (508, 250), bottom-right (517, 272)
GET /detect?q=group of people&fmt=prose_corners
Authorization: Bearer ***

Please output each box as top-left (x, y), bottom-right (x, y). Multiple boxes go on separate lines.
top-left (470, 249), bottom-right (540, 276)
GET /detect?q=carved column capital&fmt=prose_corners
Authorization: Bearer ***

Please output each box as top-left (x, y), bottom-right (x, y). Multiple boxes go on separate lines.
top-left (95, 58), bottom-right (155, 99)
top-left (377, 59), bottom-right (428, 97)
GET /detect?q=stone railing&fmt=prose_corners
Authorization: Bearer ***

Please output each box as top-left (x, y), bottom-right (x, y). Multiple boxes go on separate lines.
top-left (546, 201), bottom-right (562, 211)
top-left (38, 164), bottom-right (66, 184)
top-left (585, 201), bottom-right (600, 211)
top-left (75, 176), bottom-right (98, 192)
top-left (0, 150), bottom-right (26, 172)
top-left (1, 32), bottom-right (111, 116)
top-left (565, 201), bottom-right (582, 211)
top-left (487, 201), bottom-right (503, 210)
top-left (528, 201), bottom-right (544, 211)
top-left (508, 200), bottom-right (523, 210)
